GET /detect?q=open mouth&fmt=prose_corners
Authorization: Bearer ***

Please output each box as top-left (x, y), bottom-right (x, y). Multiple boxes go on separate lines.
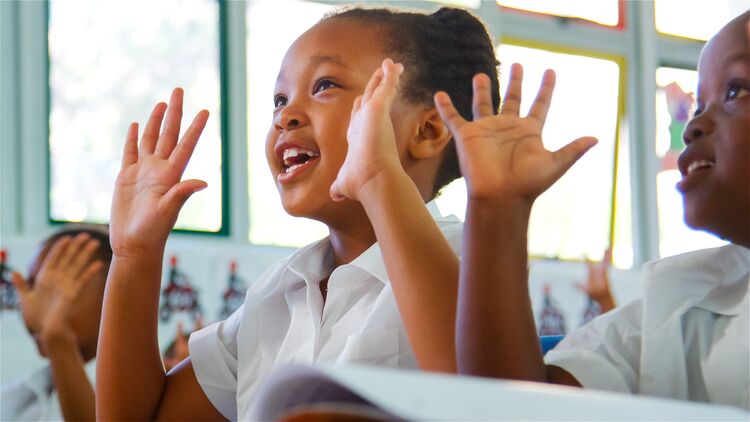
top-left (282, 147), bottom-right (320, 174)
top-left (685, 159), bottom-right (714, 176)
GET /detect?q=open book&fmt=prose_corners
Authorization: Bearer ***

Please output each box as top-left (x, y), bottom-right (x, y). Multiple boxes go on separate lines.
top-left (251, 364), bottom-right (749, 421)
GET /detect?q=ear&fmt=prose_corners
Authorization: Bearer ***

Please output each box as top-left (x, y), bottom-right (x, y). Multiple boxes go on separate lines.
top-left (408, 108), bottom-right (453, 159)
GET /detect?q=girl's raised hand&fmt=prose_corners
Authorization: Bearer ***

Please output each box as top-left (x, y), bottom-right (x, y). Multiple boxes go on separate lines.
top-left (111, 88), bottom-right (209, 258)
top-left (434, 63), bottom-right (597, 204)
top-left (330, 59), bottom-right (404, 202)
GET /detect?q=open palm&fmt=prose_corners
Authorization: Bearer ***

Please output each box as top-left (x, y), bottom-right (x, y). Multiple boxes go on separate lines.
top-left (434, 64), bottom-right (597, 203)
top-left (110, 89), bottom-right (209, 257)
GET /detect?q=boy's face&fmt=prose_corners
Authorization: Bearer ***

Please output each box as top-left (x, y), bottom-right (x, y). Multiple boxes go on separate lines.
top-left (265, 19), bottom-right (422, 224)
top-left (678, 13), bottom-right (750, 247)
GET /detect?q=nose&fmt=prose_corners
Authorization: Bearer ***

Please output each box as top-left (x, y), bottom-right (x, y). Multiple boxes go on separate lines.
top-left (274, 105), bottom-right (307, 132)
top-left (683, 112), bottom-right (714, 146)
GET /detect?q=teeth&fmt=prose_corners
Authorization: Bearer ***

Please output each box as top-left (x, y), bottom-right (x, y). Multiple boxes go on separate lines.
top-left (282, 147), bottom-right (319, 166)
top-left (687, 160), bottom-right (714, 175)
top-left (285, 163), bottom-right (303, 174)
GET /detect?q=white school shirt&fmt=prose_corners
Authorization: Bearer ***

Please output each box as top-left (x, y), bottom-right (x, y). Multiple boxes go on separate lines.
top-left (189, 216), bottom-right (463, 421)
top-left (545, 244), bottom-right (750, 410)
top-left (0, 360), bottom-right (97, 421)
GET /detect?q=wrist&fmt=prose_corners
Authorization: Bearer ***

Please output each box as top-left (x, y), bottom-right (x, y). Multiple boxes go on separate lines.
top-left (40, 325), bottom-right (77, 352)
top-left (356, 164), bottom-right (412, 204)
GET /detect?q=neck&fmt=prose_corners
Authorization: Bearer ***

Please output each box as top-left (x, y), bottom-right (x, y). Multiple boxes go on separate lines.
top-left (325, 205), bottom-right (377, 267)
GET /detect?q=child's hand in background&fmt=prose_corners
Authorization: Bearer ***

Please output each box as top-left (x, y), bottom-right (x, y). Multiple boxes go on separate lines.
top-left (330, 58), bottom-right (405, 202)
top-left (576, 248), bottom-right (616, 312)
top-left (434, 63), bottom-right (597, 204)
top-left (110, 88), bottom-right (209, 258)
top-left (11, 234), bottom-right (104, 353)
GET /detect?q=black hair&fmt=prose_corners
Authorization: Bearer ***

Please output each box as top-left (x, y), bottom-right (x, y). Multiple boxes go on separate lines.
top-left (323, 6), bottom-right (501, 198)
top-left (30, 224), bottom-right (112, 287)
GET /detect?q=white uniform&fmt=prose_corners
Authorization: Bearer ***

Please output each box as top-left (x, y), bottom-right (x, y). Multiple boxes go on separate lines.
top-left (545, 244), bottom-right (749, 410)
top-left (189, 216), bottom-right (463, 420)
top-left (0, 360), bottom-right (96, 421)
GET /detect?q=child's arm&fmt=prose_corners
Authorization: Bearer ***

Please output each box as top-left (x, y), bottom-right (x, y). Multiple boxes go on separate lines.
top-left (330, 59), bottom-right (460, 372)
top-left (434, 64), bottom-right (597, 383)
top-left (11, 234), bottom-right (102, 421)
top-left (96, 89), bottom-right (224, 420)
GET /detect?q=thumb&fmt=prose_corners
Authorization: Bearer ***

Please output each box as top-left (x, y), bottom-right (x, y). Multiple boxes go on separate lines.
top-left (433, 92), bottom-right (467, 137)
top-left (11, 272), bottom-right (30, 298)
top-left (329, 178), bottom-right (346, 202)
top-left (160, 179), bottom-right (208, 218)
top-left (552, 136), bottom-right (598, 178)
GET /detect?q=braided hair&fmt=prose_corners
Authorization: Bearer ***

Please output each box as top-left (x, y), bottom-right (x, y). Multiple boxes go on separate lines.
top-left (323, 6), bottom-right (500, 198)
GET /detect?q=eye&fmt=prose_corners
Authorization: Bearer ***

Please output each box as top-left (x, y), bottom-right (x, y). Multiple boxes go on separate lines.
top-left (274, 94), bottom-right (287, 108)
top-left (726, 81), bottom-right (750, 101)
top-left (313, 78), bottom-right (339, 95)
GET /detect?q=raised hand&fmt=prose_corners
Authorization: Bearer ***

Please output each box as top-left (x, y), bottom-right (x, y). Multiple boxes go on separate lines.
top-left (12, 234), bottom-right (104, 351)
top-left (110, 88), bottom-right (209, 257)
top-left (330, 58), bottom-right (404, 202)
top-left (434, 63), bottom-right (597, 203)
top-left (576, 248), bottom-right (616, 312)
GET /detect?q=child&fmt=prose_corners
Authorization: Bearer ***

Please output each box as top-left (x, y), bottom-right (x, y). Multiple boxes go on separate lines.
top-left (1, 226), bottom-right (111, 421)
top-left (438, 10), bottom-right (749, 410)
top-left (96, 6), bottom-right (498, 420)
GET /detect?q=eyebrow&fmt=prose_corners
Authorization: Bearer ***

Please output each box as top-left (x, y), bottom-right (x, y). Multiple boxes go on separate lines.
top-left (726, 52), bottom-right (750, 63)
top-left (309, 54), bottom-right (349, 69)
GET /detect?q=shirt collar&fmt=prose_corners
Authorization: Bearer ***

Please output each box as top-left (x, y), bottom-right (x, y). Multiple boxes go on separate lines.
top-left (285, 204), bottom-right (461, 287)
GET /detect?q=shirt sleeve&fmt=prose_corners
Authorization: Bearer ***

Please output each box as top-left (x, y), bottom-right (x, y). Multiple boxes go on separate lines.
top-left (544, 299), bottom-right (643, 394)
top-left (189, 305), bottom-right (244, 421)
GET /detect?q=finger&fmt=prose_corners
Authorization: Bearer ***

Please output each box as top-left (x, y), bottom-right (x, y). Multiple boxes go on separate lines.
top-left (57, 233), bottom-right (92, 271)
top-left (501, 63), bottom-right (523, 116)
top-left (349, 95), bottom-right (363, 122)
top-left (434, 92), bottom-right (468, 135)
top-left (77, 260), bottom-right (105, 287)
top-left (528, 69), bottom-right (556, 125)
top-left (39, 236), bottom-right (72, 272)
top-left (69, 238), bottom-right (101, 279)
top-left (11, 272), bottom-right (30, 298)
top-left (471, 73), bottom-right (494, 119)
top-left (362, 65), bottom-right (385, 104)
top-left (603, 248), bottom-right (613, 267)
top-left (155, 88), bottom-right (184, 159)
top-left (121, 122), bottom-right (139, 169)
top-left (169, 110), bottom-right (209, 173)
top-left (176, 320), bottom-right (185, 336)
top-left (329, 179), bottom-right (346, 202)
top-left (159, 179), bottom-right (208, 219)
top-left (551, 136), bottom-right (598, 178)
top-left (140, 102), bottom-right (168, 155)
top-left (194, 317), bottom-right (203, 330)
top-left (374, 60), bottom-right (403, 108)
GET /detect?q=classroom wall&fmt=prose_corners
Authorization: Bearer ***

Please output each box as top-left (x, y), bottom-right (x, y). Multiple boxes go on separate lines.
top-left (0, 232), bottom-right (644, 383)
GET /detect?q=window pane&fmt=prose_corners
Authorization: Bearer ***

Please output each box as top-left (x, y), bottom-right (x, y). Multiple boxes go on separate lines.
top-left (655, 67), bottom-right (727, 257)
top-left (497, 0), bottom-right (620, 27)
top-left (655, 0), bottom-right (745, 41)
top-left (246, 0), bottom-right (333, 246)
top-left (49, 0), bottom-right (223, 232)
top-left (436, 44), bottom-right (622, 262)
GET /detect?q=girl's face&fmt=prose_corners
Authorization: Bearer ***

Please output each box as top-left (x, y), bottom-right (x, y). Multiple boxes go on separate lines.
top-left (677, 14), bottom-right (750, 247)
top-left (266, 19), bottom-right (418, 224)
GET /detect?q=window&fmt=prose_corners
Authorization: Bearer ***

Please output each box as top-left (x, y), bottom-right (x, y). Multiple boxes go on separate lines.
top-left (654, 67), bottom-right (727, 257)
top-left (48, 0), bottom-right (225, 232)
top-left (655, 0), bottom-right (745, 41)
top-left (246, 0), bottom-right (332, 246)
top-left (497, 0), bottom-right (622, 27)
top-left (436, 42), bottom-right (624, 263)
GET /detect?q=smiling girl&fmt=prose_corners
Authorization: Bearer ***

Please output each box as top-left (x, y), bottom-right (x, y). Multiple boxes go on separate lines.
top-left (96, 6), bottom-right (498, 421)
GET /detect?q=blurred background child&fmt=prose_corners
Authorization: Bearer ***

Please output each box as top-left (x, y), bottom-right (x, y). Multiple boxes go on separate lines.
top-left (1, 226), bottom-right (111, 421)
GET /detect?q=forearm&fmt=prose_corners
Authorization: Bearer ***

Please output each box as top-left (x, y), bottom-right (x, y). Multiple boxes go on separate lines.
top-left (96, 254), bottom-right (167, 420)
top-left (456, 197), bottom-right (546, 381)
top-left (44, 334), bottom-right (95, 421)
top-left (359, 171), bottom-right (459, 373)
